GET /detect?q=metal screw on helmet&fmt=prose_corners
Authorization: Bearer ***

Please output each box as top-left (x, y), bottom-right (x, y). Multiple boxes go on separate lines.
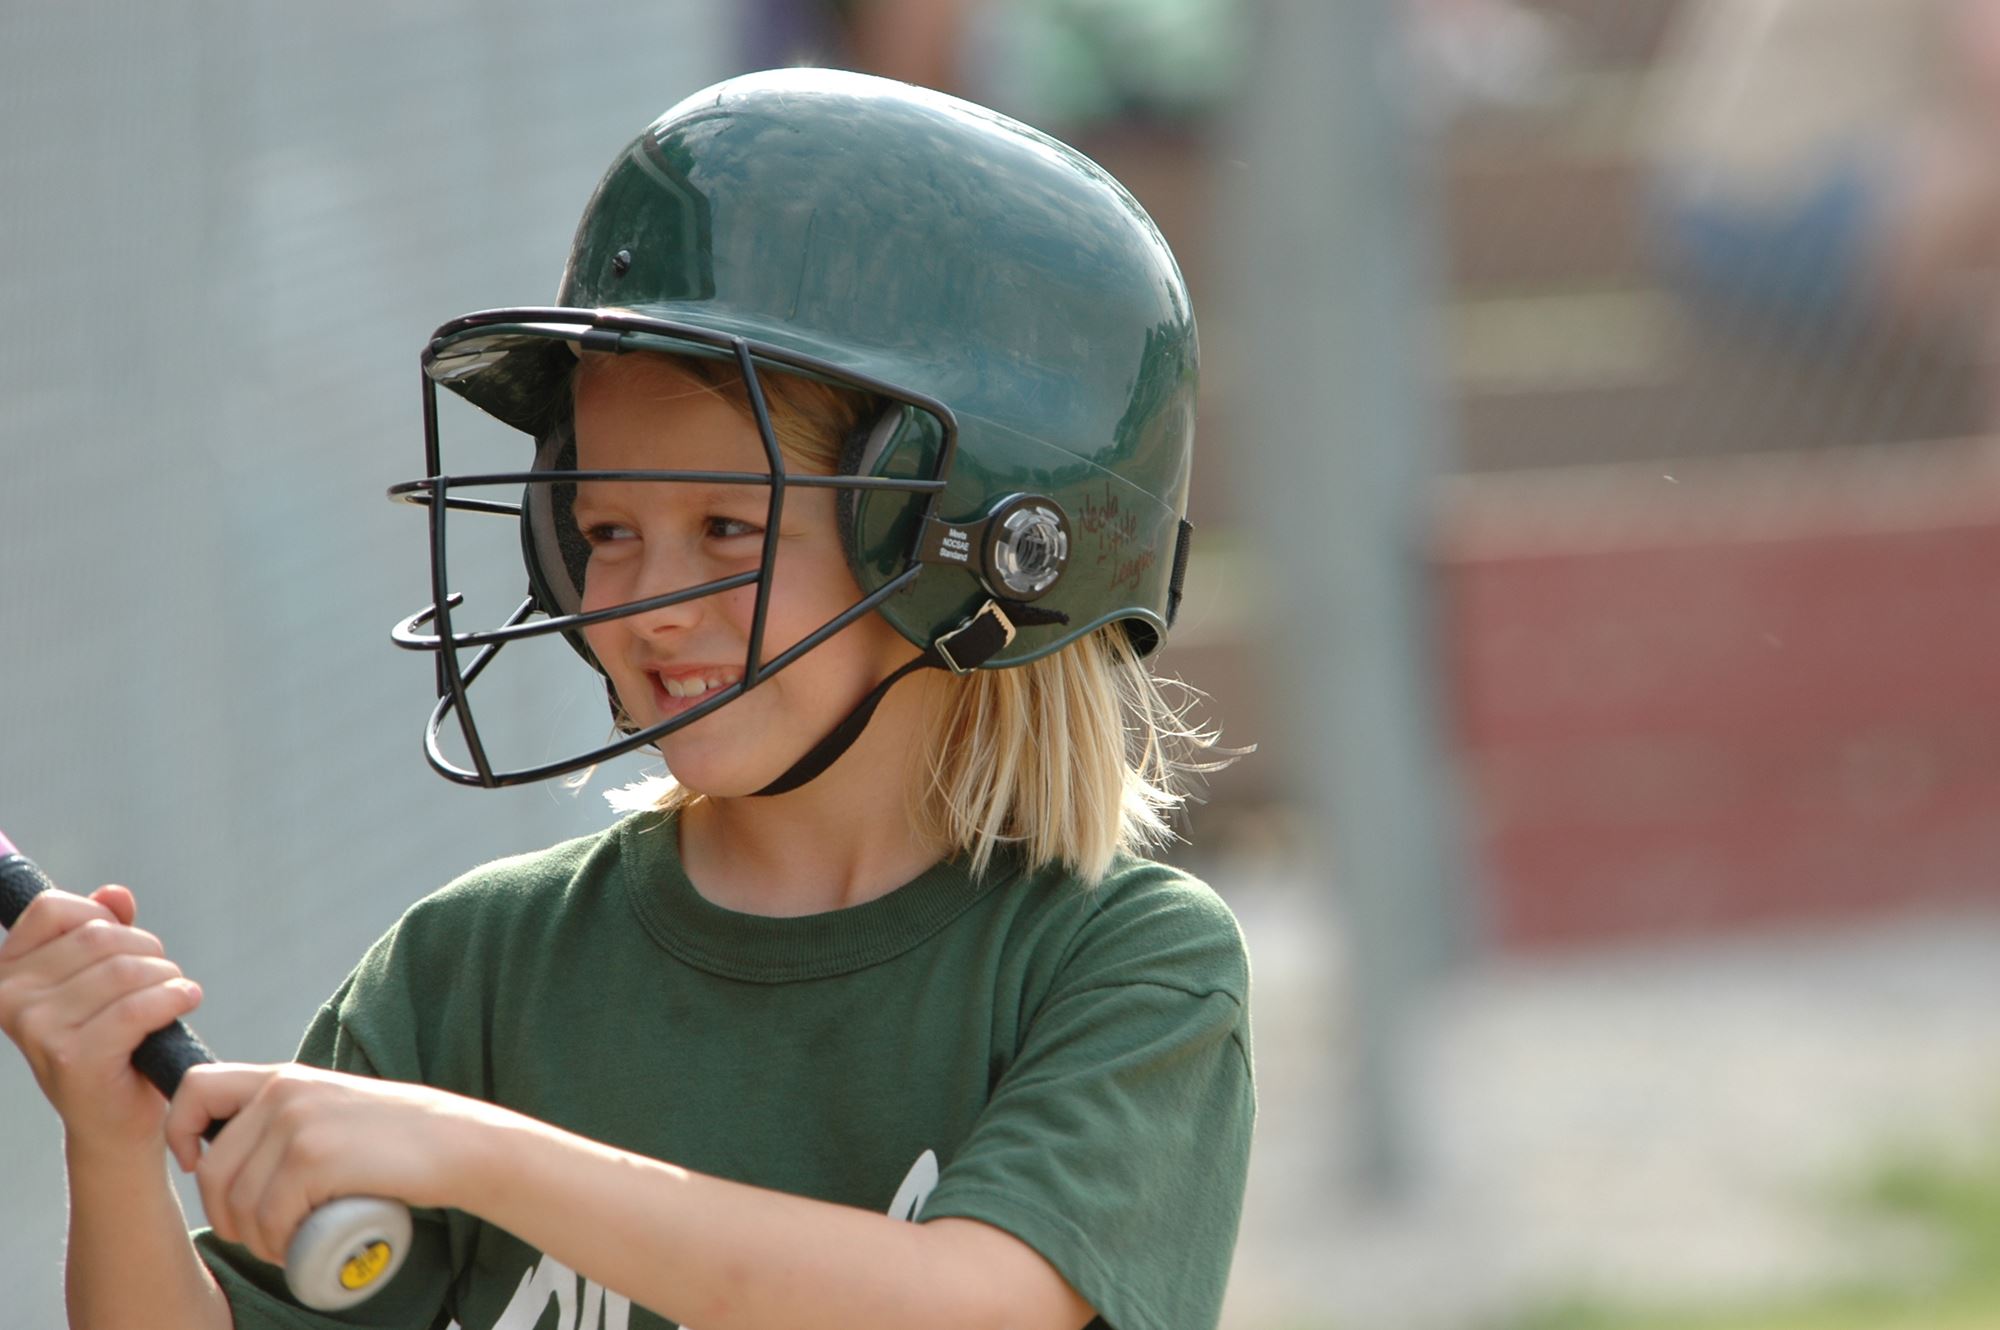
top-left (984, 496), bottom-right (1069, 600)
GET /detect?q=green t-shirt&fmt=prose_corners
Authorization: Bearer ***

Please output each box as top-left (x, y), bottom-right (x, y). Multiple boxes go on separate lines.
top-left (196, 811), bottom-right (1254, 1330)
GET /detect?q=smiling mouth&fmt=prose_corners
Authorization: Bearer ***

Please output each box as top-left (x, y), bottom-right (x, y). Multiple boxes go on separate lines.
top-left (648, 671), bottom-right (742, 715)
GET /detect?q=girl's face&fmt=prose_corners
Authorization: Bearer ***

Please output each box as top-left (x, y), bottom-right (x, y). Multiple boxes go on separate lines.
top-left (570, 356), bottom-right (912, 796)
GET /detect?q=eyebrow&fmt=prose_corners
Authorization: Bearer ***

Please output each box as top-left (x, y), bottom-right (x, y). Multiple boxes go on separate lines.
top-left (569, 478), bottom-right (787, 525)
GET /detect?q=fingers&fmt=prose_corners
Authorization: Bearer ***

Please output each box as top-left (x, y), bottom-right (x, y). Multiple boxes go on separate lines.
top-left (0, 889), bottom-right (199, 1145)
top-left (175, 1065), bottom-right (325, 1264)
top-left (2, 917), bottom-right (183, 1047)
top-left (89, 883), bottom-right (138, 926)
top-left (7, 958), bottom-right (201, 1098)
top-left (0, 888), bottom-right (119, 959)
top-left (35, 913), bottom-right (169, 982)
top-left (224, 1103), bottom-right (318, 1263)
top-left (165, 1064), bottom-right (273, 1171)
top-left (174, 1067), bottom-right (462, 1265)
top-left (49, 953), bottom-right (202, 1055)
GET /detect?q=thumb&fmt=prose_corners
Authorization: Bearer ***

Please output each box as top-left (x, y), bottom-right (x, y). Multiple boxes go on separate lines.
top-left (164, 1063), bottom-right (271, 1172)
top-left (89, 884), bottom-right (137, 926)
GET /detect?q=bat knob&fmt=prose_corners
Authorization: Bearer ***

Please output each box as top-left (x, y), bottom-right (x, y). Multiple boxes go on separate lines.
top-left (283, 1195), bottom-right (413, 1310)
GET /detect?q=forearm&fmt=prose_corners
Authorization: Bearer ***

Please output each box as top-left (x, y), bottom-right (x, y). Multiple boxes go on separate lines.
top-left (65, 1138), bottom-right (232, 1330)
top-left (457, 1111), bottom-right (1057, 1330)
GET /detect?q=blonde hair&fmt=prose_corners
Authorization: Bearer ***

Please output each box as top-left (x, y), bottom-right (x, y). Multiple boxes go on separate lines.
top-left (584, 350), bottom-right (1230, 885)
top-left (915, 625), bottom-right (1224, 883)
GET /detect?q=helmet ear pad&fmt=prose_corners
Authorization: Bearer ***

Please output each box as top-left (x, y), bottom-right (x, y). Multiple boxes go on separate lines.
top-left (521, 412), bottom-right (639, 732)
top-left (835, 402), bottom-right (947, 637)
top-left (520, 407), bottom-right (606, 673)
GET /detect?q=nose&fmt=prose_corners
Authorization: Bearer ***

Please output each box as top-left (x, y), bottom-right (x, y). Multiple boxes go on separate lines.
top-left (582, 535), bottom-right (714, 639)
top-left (622, 538), bottom-right (713, 636)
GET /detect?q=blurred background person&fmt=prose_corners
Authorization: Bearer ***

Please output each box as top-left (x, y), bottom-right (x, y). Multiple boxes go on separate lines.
top-left (1406, 0), bottom-right (1571, 125)
top-left (740, 0), bottom-right (971, 95)
top-left (738, 0), bottom-right (1246, 129)
top-left (1647, 0), bottom-right (2000, 427)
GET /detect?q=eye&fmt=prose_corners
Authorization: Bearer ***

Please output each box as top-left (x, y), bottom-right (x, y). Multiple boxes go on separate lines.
top-left (706, 517), bottom-right (763, 541)
top-left (581, 521), bottom-right (635, 548)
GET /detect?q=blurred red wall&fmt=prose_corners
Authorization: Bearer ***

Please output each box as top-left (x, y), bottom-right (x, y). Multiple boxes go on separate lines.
top-left (1443, 446), bottom-right (2000, 948)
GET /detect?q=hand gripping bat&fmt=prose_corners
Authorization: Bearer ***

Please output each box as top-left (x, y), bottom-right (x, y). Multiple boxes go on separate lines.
top-left (0, 829), bottom-right (411, 1311)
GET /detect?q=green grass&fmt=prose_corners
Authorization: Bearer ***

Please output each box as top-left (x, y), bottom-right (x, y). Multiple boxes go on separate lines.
top-left (1501, 1127), bottom-right (2000, 1330)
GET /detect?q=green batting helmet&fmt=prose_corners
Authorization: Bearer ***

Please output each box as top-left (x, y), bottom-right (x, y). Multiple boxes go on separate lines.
top-left (391, 68), bottom-right (1197, 788)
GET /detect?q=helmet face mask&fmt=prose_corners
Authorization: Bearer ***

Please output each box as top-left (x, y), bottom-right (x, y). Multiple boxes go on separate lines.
top-left (392, 315), bottom-right (956, 786)
top-left (392, 70), bottom-right (1198, 789)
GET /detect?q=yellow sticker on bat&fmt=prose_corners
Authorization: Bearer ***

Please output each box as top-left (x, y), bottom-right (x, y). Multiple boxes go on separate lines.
top-left (340, 1241), bottom-right (393, 1290)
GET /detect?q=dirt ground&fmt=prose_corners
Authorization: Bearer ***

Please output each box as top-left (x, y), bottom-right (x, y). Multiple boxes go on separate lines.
top-left (1220, 874), bottom-right (2000, 1330)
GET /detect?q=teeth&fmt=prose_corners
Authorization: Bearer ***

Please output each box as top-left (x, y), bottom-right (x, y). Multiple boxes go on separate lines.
top-left (661, 675), bottom-right (731, 699)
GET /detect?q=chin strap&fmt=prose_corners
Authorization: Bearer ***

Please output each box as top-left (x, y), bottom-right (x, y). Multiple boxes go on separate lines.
top-left (752, 599), bottom-right (1066, 797)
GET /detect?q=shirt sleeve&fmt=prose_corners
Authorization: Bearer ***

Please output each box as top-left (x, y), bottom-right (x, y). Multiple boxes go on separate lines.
top-left (192, 988), bottom-right (460, 1330)
top-left (918, 878), bottom-right (1256, 1330)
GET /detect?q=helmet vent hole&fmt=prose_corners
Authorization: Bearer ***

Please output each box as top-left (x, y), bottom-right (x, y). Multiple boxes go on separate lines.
top-left (610, 248), bottom-right (633, 278)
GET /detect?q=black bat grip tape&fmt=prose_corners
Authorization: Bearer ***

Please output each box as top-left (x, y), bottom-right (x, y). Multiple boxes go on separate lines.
top-left (0, 852), bottom-right (226, 1140)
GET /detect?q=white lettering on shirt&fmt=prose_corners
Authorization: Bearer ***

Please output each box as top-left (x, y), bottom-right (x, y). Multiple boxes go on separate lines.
top-left (491, 1253), bottom-right (629, 1330)
top-left (886, 1150), bottom-right (940, 1222)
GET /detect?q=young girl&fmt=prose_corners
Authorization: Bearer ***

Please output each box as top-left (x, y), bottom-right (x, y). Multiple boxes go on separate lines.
top-left (0, 68), bottom-right (1252, 1330)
